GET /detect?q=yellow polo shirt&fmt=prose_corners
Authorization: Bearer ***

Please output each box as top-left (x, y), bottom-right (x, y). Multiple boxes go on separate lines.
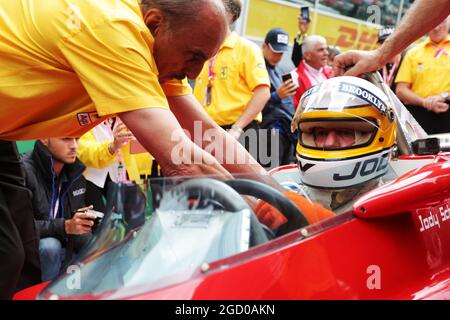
top-left (77, 129), bottom-right (152, 184)
top-left (395, 35), bottom-right (450, 98)
top-left (0, 0), bottom-right (191, 140)
top-left (194, 32), bottom-right (270, 126)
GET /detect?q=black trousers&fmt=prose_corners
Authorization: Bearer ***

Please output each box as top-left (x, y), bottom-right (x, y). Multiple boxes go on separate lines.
top-left (221, 120), bottom-right (260, 163)
top-left (0, 141), bottom-right (41, 299)
top-left (406, 104), bottom-right (450, 135)
top-left (260, 129), bottom-right (295, 169)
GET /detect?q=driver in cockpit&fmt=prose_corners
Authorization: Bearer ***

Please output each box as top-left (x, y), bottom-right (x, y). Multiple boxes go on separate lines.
top-left (287, 76), bottom-right (397, 214)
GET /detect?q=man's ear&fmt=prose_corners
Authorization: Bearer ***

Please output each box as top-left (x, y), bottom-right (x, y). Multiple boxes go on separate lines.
top-left (303, 51), bottom-right (311, 61)
top-left (39, 139), bottom-right (49, 147)
top-left (142, 8), bottom-right (164, 35)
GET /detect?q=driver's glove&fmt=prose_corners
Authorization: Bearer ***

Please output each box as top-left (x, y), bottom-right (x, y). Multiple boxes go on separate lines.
top-left (255, 191), bottom-right (335, 230)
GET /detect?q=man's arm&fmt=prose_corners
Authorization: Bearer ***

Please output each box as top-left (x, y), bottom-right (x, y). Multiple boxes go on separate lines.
top-left (395, 83), bottom-right (425, 107)
top-left (119, 107), bottom-right (232, 179)
top-left (168, 94), bottom-right (336, 227)
top-left (334, 0), bottom-right (450, 76)
top-left (291, 39), bottom-right (303, 67)
top-left (229, 85), bottom-right (270, 139)
top-left (167, 94), bottom-right (284, 191)
top-left (379, 1), bottom-right (450, 64)
top-left (396, 83), bottom-right (450, 113)
top-left (292, 17), bottom-right (310, 67)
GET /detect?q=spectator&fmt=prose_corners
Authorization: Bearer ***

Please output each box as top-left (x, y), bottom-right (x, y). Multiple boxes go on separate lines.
top-left (22, 138), bottom-right (95, 281)
top-left (77, 118), bottom-right (153, 213)
top-left (0, 0), bottom-right (332, 297)
top-left (291, 15), bottom-right (311, 67)
top-left (260, 28), bottom-right (297, 168)
top-left (377, 27), bottom-right (403, 92)
top-left (395, 17), bottom-right (450, 134)
top-left (0, 143), bottom-right (40, 298)
top-left (193, 0), bottom-right (271, 155)
top-left (0, 0), bottom-right (230, 298)
top-left (293, 35), bottom-right (333, 108)
top-left (326, 45), bottom-right (341, 67)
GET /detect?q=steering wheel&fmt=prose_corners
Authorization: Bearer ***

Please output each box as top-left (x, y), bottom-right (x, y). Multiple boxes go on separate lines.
top-left (224, 179), bottom-right (309, 237)
top-left (169, 178), bottom-right (269, 246)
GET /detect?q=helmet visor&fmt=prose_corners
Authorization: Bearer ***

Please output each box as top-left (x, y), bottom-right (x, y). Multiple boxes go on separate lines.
top-left (299, 118), bottom-right (378, 150)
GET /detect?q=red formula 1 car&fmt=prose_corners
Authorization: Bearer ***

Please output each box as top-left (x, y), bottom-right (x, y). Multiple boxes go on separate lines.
top-left (15, 74), bottom-right (450, 300)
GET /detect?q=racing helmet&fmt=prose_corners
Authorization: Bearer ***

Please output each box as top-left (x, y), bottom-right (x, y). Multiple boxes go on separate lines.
top-left (292, 76), bottom-right (396, 189)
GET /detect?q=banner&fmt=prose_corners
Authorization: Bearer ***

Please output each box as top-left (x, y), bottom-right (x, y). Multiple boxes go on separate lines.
top-left (245, 0), bottom-right (380, 51)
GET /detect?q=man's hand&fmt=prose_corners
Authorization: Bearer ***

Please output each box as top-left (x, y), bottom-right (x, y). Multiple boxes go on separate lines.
top-left (228, 126), bottom-right (243, 140)
top-left (423, 95), bottom-right (449, 113)
top-left (298, 17), bottom-right (310, 35)
top-left (109, 122), bottom-right (134, 155)
top-left (120, 107), bottom-right (233, 179)
top-left (255, 191), bottom-right (335, 230)
top-left (333, 49), bottom-right (385, 77)
top-left (64, 205), bottom-right (96, 235)
top-left (277, 79), bottom-right (297, 100)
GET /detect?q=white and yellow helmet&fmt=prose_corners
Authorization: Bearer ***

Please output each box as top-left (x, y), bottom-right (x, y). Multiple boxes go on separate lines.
top-left (292, 76), bottom-right (396, 189)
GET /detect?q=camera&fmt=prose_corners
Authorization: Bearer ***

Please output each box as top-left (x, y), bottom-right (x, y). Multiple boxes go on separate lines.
top-left (282, 70), bottom-right (300, 88)
top-left (282, 73), bottom-right (292, 83)
top-left (85, 209), bottom-right (105, 229)
top-left (411, 138), bottom-right (440, 155)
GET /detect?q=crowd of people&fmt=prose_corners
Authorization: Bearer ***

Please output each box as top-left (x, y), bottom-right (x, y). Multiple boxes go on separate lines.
top-left (0, 0), bottom-right (449, 300)
top-left (191, 0), bottom-right (449, 171)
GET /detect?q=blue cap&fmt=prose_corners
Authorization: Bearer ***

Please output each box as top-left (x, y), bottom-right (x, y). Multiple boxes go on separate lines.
top-left (264, 28), bottom-right (289, 53)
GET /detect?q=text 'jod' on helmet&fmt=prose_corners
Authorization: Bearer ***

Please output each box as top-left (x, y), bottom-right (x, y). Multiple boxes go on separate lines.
top-left (291, 76), bottom-right (397, 189)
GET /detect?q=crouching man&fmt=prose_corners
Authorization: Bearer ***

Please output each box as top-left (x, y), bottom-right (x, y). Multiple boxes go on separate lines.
top-left (22, 138), bottom-right (96, 281)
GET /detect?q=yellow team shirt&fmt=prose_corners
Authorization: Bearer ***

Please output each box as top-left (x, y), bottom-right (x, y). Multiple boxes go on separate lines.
top-left (395, 35), bottom-right (450, 98)
top-left (0, 0), bottom-right (191, 140)
top-left (77, 129), bottom-right (152, 184)
top-left (194, 32), bottom-right (270, 126)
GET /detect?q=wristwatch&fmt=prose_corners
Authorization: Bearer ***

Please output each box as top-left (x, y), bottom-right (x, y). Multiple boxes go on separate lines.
top-left (441, 92), bottom-right (449, 101)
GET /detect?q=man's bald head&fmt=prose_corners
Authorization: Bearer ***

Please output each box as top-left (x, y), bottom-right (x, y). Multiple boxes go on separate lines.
top-left (141, 0), bottom-right (228, 33)
top-left (141, 0), bottom-right (229, 82)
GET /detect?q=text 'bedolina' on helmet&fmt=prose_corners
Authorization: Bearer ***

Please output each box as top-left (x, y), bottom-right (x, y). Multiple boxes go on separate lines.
top-left (291, 76), bottom-right (396, 189)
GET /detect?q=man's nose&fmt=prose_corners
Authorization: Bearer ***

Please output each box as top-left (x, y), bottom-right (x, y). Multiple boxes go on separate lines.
top-left (69, 138), bottom-right (78, 149)
top-left (324, 131), bottom-right (338, 147)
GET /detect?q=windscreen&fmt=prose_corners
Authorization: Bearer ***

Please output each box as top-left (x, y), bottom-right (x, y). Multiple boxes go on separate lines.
top-left (38, 176), bottom-right (254, 300)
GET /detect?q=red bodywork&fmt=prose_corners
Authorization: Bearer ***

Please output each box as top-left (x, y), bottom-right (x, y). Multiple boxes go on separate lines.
top-left (15, 155), bottom-right (450, 300)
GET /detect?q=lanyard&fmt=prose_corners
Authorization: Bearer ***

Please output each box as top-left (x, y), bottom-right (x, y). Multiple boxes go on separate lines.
top-left (208, 54), bottom-right (218, 84)
top-left (433, 47), bottom-right (449, 58)
top-left (51, 181), bottom-right (62, 220)
top-left (429, 40), bottom-right (450, 58)
top-left (383, 63), bottom-right (397, 86)
top-left (205, 54), bottom-right (218, 106)
top-left (303, 63), bottom-right (325, 85)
